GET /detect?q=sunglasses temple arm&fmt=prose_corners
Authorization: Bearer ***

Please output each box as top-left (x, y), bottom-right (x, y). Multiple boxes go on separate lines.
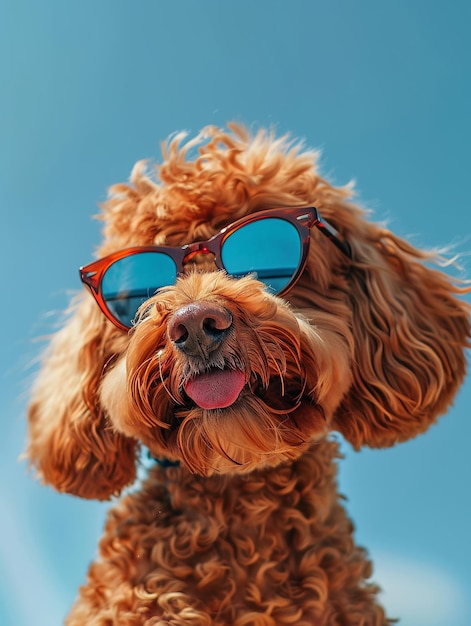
top-left (315, 219), bottom-right (352, 259)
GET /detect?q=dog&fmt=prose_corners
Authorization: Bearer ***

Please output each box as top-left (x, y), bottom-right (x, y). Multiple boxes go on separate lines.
top-left (26, 124), bottom-right (470, 625)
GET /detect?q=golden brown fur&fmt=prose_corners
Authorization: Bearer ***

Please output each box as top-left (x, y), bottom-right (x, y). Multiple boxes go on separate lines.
top-left (26, 124), bottom-right (470, 624)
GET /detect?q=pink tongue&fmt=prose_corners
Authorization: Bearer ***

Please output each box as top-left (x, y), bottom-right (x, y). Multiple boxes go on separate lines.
top-left (185, 369), bottom-right (245, 409)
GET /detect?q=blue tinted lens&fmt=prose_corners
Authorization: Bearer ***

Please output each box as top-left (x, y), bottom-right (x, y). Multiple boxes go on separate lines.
top-left (102, 252), bottom-right (177, 327)
top-left (221, 218), bottom-right (302, 293)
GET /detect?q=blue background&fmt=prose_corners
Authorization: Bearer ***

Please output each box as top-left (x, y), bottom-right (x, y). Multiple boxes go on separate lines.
top-left (1, 1), bottom-right (470, 624)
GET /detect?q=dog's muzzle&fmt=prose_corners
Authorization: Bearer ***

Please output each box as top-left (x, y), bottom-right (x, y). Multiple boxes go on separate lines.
top-left (168, 301), bottom-right (246, 410)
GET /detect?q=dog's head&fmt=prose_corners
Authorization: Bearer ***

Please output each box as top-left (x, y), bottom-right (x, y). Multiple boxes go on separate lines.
top-left (27, 124), bottom-right (470, 499)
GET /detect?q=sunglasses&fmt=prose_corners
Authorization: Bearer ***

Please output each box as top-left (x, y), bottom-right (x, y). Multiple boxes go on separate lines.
top-left (80, 206), bottom-right (351, 331)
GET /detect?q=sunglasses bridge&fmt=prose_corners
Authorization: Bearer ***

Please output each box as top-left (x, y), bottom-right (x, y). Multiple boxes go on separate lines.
top-left (181, 244), bottom-right (216, 267)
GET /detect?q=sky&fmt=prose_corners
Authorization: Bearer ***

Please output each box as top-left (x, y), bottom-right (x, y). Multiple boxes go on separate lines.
top-left (1, 1), bottom-right (470, 624)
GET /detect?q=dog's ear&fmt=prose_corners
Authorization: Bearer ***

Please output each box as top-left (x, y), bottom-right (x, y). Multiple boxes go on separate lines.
top-left (332, 217), bottom-right (470, 448)
top-left (26, 297), bottom-right (138, 500)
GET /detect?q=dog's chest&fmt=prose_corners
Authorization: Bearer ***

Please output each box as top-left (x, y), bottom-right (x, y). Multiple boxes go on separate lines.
top-left (95, 443), bottom-right (365, 623)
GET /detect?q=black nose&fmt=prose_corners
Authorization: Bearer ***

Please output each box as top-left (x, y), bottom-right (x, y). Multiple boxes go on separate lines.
top-left (167, 302), bottom-right (233, 356)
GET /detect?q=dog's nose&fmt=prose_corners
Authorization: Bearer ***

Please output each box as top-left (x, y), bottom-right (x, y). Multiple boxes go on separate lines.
top-left (168, 302), bottom-right (233, 355)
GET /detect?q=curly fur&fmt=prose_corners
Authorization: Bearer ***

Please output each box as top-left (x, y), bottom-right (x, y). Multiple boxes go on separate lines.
top-left (26, 124), bottom-right (470, 625)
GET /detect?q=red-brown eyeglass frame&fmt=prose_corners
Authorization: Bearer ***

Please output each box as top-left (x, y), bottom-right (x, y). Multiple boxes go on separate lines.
top-left (80, 206), bottom-right (351, 331)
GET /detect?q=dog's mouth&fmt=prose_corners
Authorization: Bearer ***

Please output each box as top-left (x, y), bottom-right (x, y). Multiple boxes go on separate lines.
top-left (184, 367), bottom-right (246, 410)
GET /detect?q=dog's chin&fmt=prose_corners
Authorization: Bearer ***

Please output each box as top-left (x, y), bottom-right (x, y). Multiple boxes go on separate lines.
top-left (145, 412), bottom-right (324, 477)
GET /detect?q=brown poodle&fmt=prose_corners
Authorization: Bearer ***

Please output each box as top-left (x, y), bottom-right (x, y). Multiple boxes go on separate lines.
top-left (26, 124), bottom-right (470, 625)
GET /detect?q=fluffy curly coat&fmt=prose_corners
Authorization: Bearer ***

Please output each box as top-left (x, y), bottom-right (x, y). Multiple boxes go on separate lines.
top-left (26, 124), bottom-right (470, 625)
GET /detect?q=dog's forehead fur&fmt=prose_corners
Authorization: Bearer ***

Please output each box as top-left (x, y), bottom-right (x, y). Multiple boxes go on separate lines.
top-left (97, 124), bottom-right (357, 255)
